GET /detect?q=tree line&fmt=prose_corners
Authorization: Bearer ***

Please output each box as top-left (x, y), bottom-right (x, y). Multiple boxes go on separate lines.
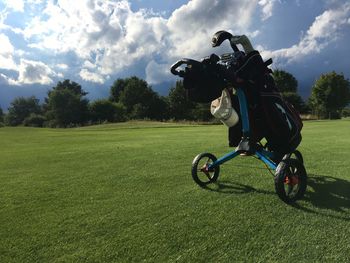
top-left (0, 70), bottom-right (349, 128)
top-left (0, 77), bottom-right (212, 128)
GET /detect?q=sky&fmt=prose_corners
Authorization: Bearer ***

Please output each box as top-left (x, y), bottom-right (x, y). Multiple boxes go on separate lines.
top-left (0, 0), bottom-right (350, 110)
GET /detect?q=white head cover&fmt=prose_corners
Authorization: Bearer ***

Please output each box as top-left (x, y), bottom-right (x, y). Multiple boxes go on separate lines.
top-left (211, 89), bottom-right (239, 127)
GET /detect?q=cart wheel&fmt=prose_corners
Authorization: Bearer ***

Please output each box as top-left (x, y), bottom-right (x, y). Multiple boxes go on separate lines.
top-left (274, 158), bottom-right (307, 203)
top-left (291, 150), bottom-right (304, 164)
top-left (191, 153), bottom-right (220, 187)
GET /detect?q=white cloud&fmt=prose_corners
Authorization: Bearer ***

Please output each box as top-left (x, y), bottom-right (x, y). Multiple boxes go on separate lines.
top-left (0, 55), bottom-right (17, 71)
top-left (18, 0), bottom-right (260, 84)
top-left (22, 0), bottom-right (167, 77)
top-left (260, 2), bottom-right (350, 64)
top-left (25, 0), bottom-right (131, 57)
top-left (96, 7), bottom-right (169, 75)
top-left (0, 33), bottom-right (14, 54)
top-left (0, 34), bottom-right (57, 85)
top-left (82, 61), bottom-right (96, 69)
top-left (258, 0), bottom-right (277, 21)
top-left (0, 57), bottom-right (57, 86)
top-left (307, 6), bottom-right (349, 39)
top-left (56, 63), bottom-right (68, 70)
top-left (0, 73), bottom-right (18, 86)
top-left (79, 68), bottom-right (105, 84)
top-left (248, 30), bottom-right (261, 38)
top-left (16, 59), bottom-right (55, 85)
top-left (145, 60), bottom-right (173, 85)
top-left (27, 0), bottom-right (45, 4)
top-left (0, 33), bottom-right (17, 70)
top-left (2, 0), bottom-right (24, 12)
top-left (4, 0), bottom-right (348, 86)
top-left (167, 0), bottom-right (259, 59)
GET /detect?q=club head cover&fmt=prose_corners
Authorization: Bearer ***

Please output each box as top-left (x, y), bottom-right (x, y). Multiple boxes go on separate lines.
top-left (211, 30), bottom-right (233, 47)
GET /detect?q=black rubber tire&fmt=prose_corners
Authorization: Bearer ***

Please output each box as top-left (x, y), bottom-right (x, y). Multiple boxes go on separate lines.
top-left (274, 158), bottom-right (307, 204)
top-left (191, 153), bottom-right (220, 187)
top-left (291, 150), bottom-right (304, 164)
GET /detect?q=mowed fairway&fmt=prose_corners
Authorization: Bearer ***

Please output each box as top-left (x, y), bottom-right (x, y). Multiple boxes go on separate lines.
top-left (1, 120), bottom-right (350, 262)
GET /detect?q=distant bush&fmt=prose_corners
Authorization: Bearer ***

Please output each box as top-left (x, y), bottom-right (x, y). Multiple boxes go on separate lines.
top-left (300, 114), bottom-right (318, 121)
top-left (23, 114), bottom-right (46, 127)
top-left (6, 96), bottom-right (41, 126)
top-left (43, 120), bottom-right (59, 128)
top-left (0, 122), bottom-right (5, 128)
top-left (342, 107), bottom-right (350, 118)
top-left (89, 99), bottom-right (126, 123)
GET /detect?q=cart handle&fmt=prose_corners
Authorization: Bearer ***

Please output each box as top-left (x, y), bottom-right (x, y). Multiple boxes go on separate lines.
top-left (170, 58), bottom-right (201, 77)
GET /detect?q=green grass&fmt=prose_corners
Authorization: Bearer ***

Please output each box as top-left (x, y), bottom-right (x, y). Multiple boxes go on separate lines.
top-left (1, 120), bottom-right (350, 262)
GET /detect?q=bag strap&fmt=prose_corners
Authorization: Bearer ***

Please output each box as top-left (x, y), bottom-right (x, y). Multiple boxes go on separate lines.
top-left (264, 58), bottom-right (273, 74)
top-left (264, 58), bottom-right (273, 67)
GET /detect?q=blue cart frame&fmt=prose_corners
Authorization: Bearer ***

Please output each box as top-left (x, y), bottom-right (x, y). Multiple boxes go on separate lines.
top-left (208, 87), bottom-right (277, 171)
top-left (189, 86), bottom-right (307, 204)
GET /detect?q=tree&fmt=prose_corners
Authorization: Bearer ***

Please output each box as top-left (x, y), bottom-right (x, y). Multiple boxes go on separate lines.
top-left (272, 69), bottom-right (307, 113)
top-left (141, 94), bottom-right (168, 120)
top-left (5, 96), bottom-right (41, 126)
top-left (115, 76), bottom-right (167, 120)
top-left (191, 103), bottom-right (212, 121)
top-left (113, 103), bottom-right (128, 122)
top-left (52, 79), bottom-right (88, 96)
top-left (309, 71), bottom-right (350, 119)
top-left (89, 99), bottom-right (126, 123)
top-left (167, 81), bottom-right (194, 120)
top-left (273, 69), bottom-right (298, 93)
top-left (45, 80), bottom-right (89, 127)
top-left (117, 77), bottom-right (151, 113)
top-left (281, 92), bottom-right (307, 113)
top-left (110, 79), bottom-right (127, 102)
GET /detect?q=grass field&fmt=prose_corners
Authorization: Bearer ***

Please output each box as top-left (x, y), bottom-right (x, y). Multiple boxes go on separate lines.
top-left (1, 120), bottom-right (350, 262)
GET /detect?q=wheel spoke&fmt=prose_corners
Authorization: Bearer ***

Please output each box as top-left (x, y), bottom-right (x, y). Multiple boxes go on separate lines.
top-left (288, 167), bottom-right (293, 176)
top-left (291, 165), bottom-right (298, 175)
top-left (205, 172), bottom-right (212, 180)
top-left (286, 184), bottom-right (293, 196)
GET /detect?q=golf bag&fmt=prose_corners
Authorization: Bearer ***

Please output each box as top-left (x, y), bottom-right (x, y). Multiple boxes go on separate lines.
top-left (182, 56), bottom-right (227, 103)
top-left (174, 49), bottom-right (303, 155)
top-left (260, 91), bottom-right (303, 153)
top-left (227, 51), bottom-right (303, 154)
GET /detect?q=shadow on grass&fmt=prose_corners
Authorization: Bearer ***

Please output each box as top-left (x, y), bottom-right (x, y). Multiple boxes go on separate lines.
top-left (305, 175), bottom-right (350, 211)
top-left (203, 174), bottom-right (350, 221)
top-left (293, 174), bottom-right (350, 221)
top-left (203, 180), bottom-right (273, 196)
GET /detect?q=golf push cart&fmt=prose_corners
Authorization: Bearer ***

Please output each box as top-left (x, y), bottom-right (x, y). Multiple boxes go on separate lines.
top-left (170, 30), bottom-right (307, 204)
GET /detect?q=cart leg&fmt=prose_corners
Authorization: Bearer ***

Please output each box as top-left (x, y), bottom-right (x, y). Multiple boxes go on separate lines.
top-left (255, 150), bottom-right (277, 170)
top-left (208, 150), bottom-right (240, 169)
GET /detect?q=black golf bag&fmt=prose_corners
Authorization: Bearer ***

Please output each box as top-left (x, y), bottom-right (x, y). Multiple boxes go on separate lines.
top-left (227, 50), bottom-right (303, 154)
top-left (175, 46), bottom-right (303, 155)
top-left (181, 56), bottom-right (226, 103)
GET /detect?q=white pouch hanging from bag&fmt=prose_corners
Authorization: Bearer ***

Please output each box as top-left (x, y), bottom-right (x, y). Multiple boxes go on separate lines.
top-left (210, 89), bottom-right (239, 127)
